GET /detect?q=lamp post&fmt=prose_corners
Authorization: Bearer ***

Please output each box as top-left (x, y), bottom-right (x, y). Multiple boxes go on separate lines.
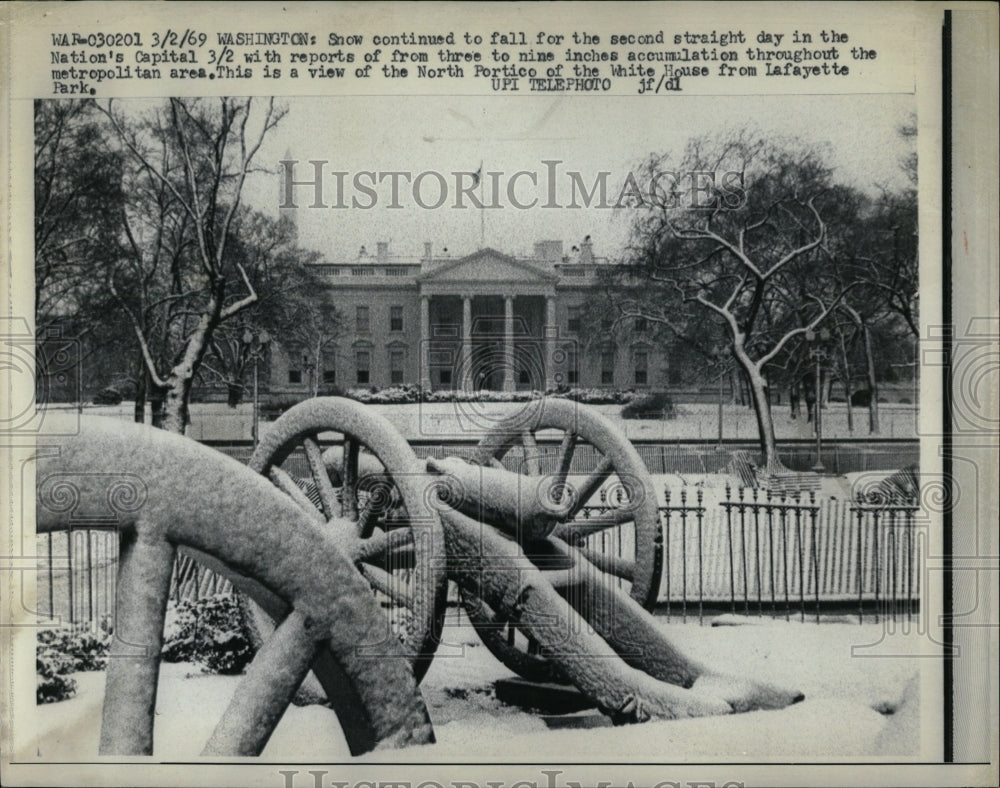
top-left (711, 346), bottom-right (727, 448)
top-left (242, 328), bottom-right (270, 448)
top-left (805, 327), bottom-right (831, 473)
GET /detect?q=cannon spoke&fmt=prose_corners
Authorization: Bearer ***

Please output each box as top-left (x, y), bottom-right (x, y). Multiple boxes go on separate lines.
top-left (555, 507), bottom-right (635, 540)
top-left (553, 431), bottom-right (577, 502)
top-left (564, 456), bottom-right (615, 521)
top-left (99, 533), bottom-right (175, 755)
top-left (520, 430), bottom-right (541, 475)
top-left (269, 467), bottom-right (324, 524)
top-left (355, 492), bottom-right (377, 538)
top-left (341, 438), bottom-right (360, 519)
top-left (576, 545), bottom-right (636, 581)
top-left (303, 436), bottom-right (339, 520)
top-left (360, 563), bottom-right (415, 607)
top-left (203, 610), bottom-right (320, 756)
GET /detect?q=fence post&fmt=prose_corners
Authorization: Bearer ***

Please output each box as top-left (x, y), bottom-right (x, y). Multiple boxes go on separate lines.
top-left (724, 483), bottom-right (736, 615)
top-left (855, 492), bottom-right (865, 624)
top-left (872, 505), bottom-right (881, 624)
top-left (696, 488), bottom-right (704, 625)
top-left (663, 487), bottom-right (671, 621)
top-left (765, 489), bottom-right (776, 618)
top-left (680, 488), bottom-right (688, 623)
top-left (739, 486), bottom-right (749, 615)
top-left (780, 491), bottom-right (790, 621)
top-left (68, 528), bottom-right (75, 628)
top-left (810, 491), bottom-right (820, 624)
top-left (794, 491), bottom-right (805, 622)
top-left (46, 532), bottom-right (54, 620)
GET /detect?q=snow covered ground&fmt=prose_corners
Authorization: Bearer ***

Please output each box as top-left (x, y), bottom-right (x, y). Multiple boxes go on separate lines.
top-left (21, 615), bottom-right (925, 763)
top-left (48, 400), bottom-right (918, 442)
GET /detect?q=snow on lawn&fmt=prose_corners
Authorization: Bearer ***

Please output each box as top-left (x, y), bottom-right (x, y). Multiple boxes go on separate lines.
top-left (23, 616), bottom-right (922, 762)
top-left (55, 401), bottom-right (918, 442)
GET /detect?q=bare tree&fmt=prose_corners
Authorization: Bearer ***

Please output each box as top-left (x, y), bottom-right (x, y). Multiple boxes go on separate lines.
top-left (612, 132), bottom-right (862, 470)
top-left (97, 97), bottom-right (286, 433)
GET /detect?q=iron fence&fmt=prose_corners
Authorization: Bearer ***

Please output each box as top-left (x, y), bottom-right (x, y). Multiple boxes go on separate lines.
top-left (37, 488), bottom-right (922, 631)
top-left (649, 485), bottom-right (921, 624)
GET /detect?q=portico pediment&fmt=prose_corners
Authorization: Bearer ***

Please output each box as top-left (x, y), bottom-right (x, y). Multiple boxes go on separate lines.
top-left (417, 248), bottom-right (557, 285)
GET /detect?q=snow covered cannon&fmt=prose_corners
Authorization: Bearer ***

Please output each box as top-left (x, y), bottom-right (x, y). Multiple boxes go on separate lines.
top-left (251, 396), bottom-right (804, 724)
top-left (34, 416), bottom-right (436, 757)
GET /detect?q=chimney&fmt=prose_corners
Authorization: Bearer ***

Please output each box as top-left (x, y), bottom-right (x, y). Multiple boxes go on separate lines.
top-left (376, 241), bottom-right (389, 263)
top-left (533, 240), bottom-right (563, 263)
top-left (424, 241), bottom-right (433, 260)
top-left (580, 235), bottom-right (593, 263)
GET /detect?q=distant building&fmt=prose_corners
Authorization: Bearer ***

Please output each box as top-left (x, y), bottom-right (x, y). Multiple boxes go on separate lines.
top-left (269, 238), bottom-right (669, 393)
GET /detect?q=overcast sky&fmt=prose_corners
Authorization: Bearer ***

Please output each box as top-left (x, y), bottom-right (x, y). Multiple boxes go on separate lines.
top-left (242, 92), bottom-right (916, 262)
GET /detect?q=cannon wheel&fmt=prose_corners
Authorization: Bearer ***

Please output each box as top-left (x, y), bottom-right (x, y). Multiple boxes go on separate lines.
top-left (35, 418), bottom-right (434, 757)
top-left (249, 397), bottom-right (448, 683)
top-left (461, 398), bottom-right (662, 681)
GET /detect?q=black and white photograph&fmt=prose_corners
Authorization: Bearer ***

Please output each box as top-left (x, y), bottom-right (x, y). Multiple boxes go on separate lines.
top-left (1, 3), bottom-right (997, 787)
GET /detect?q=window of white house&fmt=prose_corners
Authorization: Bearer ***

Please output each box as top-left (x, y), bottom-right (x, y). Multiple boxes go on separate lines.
top-left (356, 350), bottom-right (370, 384)
top-left (321, 351), bottom-right (337, 385)
top-left (634, 317), bottom-right (648, 333)
top-left (390, 305), bottom-right (403, 332)
top-left (566, 345), bottom-right (579, 384)
top-left (288, 369), bottom-right (302, 384)
top-left (356, 305), bottom-right (370, 332)
top-left (634, 351), bottom-right (648, 385)
top-left (601, 351), bottom-right (614, 385)
top-left (567, 305), bottom-right (582, 333)
top-left (390, 349), bottom-right (404, 384)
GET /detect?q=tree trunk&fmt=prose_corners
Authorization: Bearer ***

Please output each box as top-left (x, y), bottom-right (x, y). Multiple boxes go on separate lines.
top-left (733, 345), bottom-right (780, 471)
top-left (838, 333), bottom-right (854, 433)
top-left (161, 377), bottom-right (193, 434)
top-left (861, 323), bottom-right (880, 434)
top-left (133, 355), bottom-right (146, 424)
top-left (159, 299), bottom-right (220, 435)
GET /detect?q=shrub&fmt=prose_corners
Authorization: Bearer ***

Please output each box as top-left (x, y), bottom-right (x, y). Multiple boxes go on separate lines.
top-left (92, 387), bottom-right (123, 405)
top-left (549, 387), bottom-right (637, 405)
top-left (621, 391), bottom-right (676, 420)
top-left (37, 628), bottom-right (111, 672)
top-left (162, 594), bottom-right (255, 675)
top-left (37, 653), bottom-right (77, 703)
top-left (36, 628), bottom-right (111, 704)
top-left (850, 389), bottom-right (873, 406)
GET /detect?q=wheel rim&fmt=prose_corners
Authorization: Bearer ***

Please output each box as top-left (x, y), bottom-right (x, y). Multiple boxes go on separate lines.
top-left (460, 398), bottom-right (661, 680)
top-left (248, 397), bottom-right (448, 683)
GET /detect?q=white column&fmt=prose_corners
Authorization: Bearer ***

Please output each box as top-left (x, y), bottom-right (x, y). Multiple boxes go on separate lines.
top-left (420, 295), bottom-right (431, 390)
top-left (502, 295), bottom-right (515, 392)
top-left (461, 295), bottom-right (473, 391)
top-left (545, 296), bottom-right (557, 391)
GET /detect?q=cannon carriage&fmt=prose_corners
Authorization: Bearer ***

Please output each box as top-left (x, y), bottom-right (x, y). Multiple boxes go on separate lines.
top-left (35, 397), bottom-right (803, 757)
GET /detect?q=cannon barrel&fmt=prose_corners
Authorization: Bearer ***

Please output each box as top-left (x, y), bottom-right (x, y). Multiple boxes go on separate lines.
top-left (426, 455), bottom-right (571, 541)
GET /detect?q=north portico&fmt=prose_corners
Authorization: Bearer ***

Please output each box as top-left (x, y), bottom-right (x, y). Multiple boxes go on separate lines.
top-left (417, 248), bottom-right (559, 392)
